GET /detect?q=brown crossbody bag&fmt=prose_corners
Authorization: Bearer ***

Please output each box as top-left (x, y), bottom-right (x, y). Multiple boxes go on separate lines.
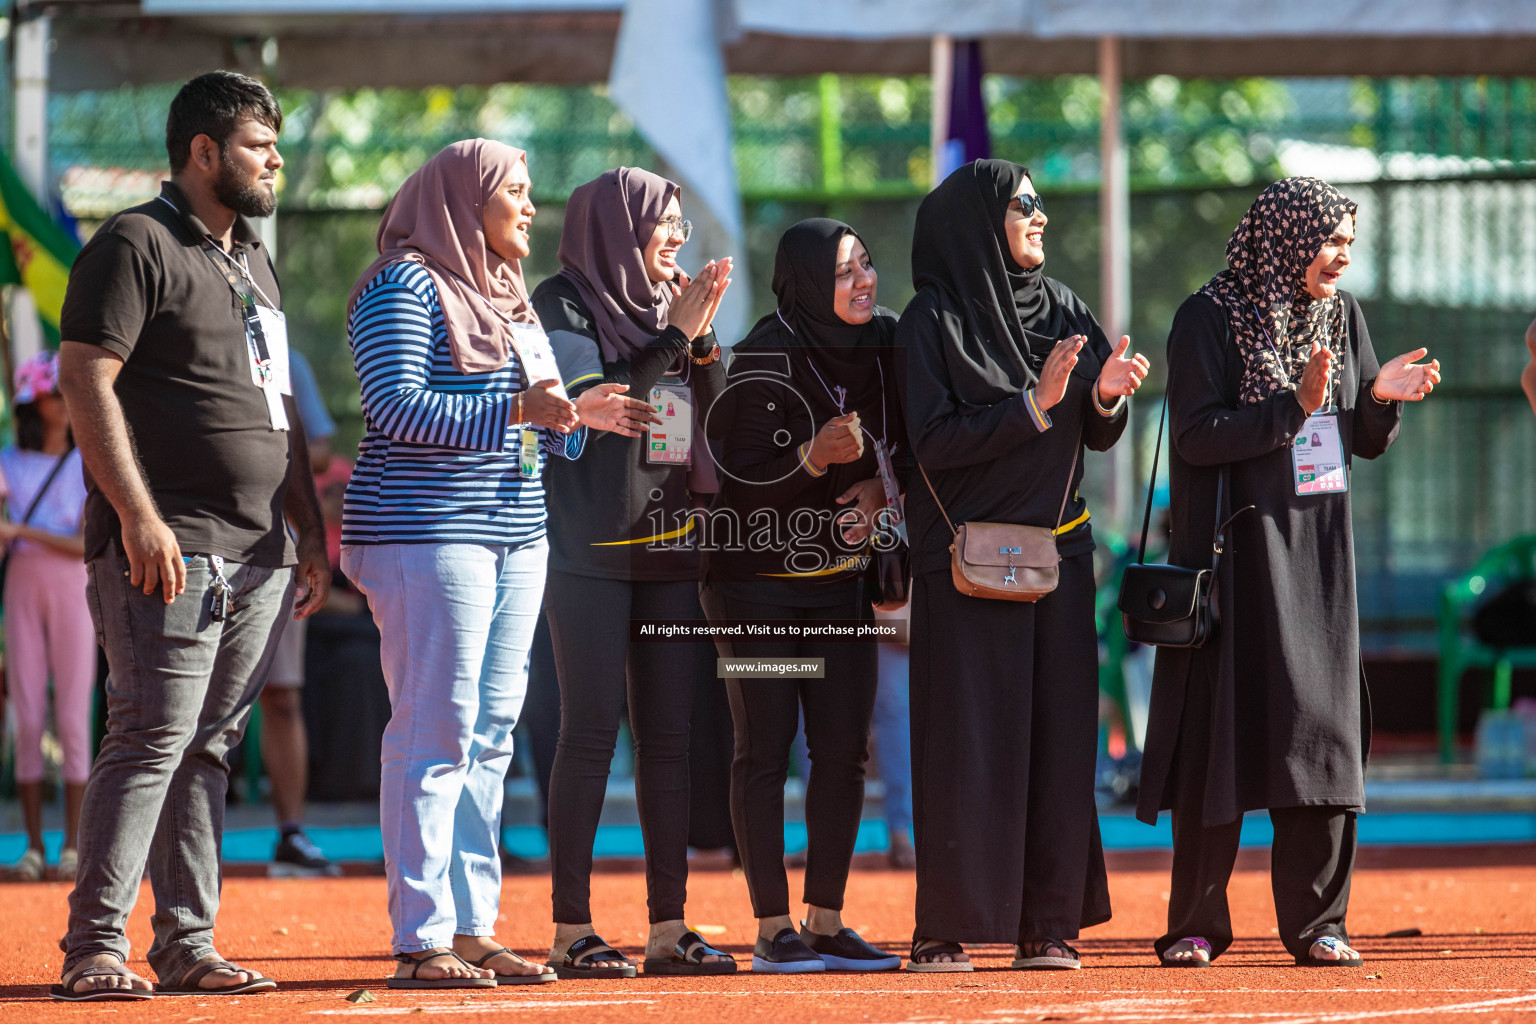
top-left (917, 442), bottom-right (1079, 603)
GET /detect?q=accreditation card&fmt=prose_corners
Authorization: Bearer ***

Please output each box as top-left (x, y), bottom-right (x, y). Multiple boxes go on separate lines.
top-left (647, 380), bottom-right (692, 466)
top-left (1292, 409), bottom-right (1348, 495)
top-left (508, 322), bottom-right (567, 400)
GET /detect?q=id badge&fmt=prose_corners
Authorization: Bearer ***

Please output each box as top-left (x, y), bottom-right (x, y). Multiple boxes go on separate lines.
top-left (873, 438), bottom-right (909, 545)
top-left (647, 380), bottom-right (692, 466)
top-left (248, 305), bottom-right (289, 431)
top-left (519, 428), bottom-right (540, 478)
top-left (1292, 409), bottom-right (1347, 495)
top-left (508, 323), bottom-right (568, 400)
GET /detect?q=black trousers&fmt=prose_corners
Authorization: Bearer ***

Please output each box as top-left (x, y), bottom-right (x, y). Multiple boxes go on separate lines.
top-left (1158, 804), bottom-right (1357, 962)
top-left (545, 572), bottom-right (704, 925)
top-left (909, 553), bottom-right (1111, 944)
top-left (701, 584), bottom-right (878, 919)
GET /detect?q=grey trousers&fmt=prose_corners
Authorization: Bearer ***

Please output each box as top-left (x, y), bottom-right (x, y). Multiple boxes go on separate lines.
top-left (63, 553), bottom-right (292, 981)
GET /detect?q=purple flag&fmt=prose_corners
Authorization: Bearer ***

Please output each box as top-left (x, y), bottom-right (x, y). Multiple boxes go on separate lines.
top-left (939, 39), bottom-right (991, 179)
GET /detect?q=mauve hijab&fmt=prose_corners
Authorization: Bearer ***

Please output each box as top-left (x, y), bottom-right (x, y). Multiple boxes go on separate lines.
top-left (348, 139), bottom-right (536, 374)
top-left (555, 167), bottom-right (681, 364)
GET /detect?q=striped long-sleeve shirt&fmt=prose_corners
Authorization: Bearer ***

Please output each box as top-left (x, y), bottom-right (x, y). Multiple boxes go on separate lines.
top-left (341, 261), bottom-right (583, 547)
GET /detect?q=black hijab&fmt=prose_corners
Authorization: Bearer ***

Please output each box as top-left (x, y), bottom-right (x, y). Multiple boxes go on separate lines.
top-left (912, 159), bottom-right (1063, 382)
top-left (736, 218), bottom-right (898, 438)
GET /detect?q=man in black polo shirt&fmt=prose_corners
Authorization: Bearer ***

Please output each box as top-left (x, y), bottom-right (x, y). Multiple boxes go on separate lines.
top-left (53, 71), bottom-right (329, 1001)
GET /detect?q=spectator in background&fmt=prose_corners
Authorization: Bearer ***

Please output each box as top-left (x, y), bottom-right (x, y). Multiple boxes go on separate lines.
top-left (54, 70), bottom-right (328, 1001)
top-left (1523, 316), bottom-right (1536, 417)
top-left (2, 351), bottom-right (91, 883)
top-left (261, 347), bottom-right (341, 877)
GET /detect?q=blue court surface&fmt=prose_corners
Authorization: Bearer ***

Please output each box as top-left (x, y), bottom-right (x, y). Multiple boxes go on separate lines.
top-left (4, 810), bottom-right (1534, 866)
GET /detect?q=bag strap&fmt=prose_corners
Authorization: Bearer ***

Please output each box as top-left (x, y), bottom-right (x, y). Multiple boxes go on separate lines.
top-left (917, 427), bottom-right (1082, 541)
top-left (1134, 395), bottom-right (1168, 564)
top-left (12, 444), bottom-right (74, 528)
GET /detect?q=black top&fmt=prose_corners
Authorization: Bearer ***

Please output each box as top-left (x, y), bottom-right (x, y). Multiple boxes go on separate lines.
top-left (60, 181), bottom-right (294, 567)
top-left (704, 217), bottom-right (906, 604)
top-left (1135, 290), bottom-right (1402, 827)
top-left (531, 273), bottom-right (725, 581)
top-left (902, 277), bottom-right (1127, 578)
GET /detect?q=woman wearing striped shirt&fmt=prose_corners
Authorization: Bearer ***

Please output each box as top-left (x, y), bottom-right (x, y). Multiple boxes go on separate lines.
top-left (340, 140), bottom-right (656, 990)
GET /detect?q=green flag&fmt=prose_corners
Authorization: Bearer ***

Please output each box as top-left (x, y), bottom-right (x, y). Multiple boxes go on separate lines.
top-left (0, 149), bottom-right (80, 345)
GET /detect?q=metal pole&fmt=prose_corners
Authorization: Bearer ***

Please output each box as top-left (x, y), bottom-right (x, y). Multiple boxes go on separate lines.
top-left (930, 34), bottom-right (952, 188)
top-left (1099, 34), bottom-right (1133, 531)
top-left (10, 10), bottom-right (49, 363)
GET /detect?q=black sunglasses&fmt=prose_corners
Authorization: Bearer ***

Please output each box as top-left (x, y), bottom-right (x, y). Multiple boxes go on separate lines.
top-left (1008, 194), bottom-right (1045, 218)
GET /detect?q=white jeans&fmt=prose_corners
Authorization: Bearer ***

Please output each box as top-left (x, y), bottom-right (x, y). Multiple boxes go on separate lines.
top-left (343, 538), bottom-right (547, 952)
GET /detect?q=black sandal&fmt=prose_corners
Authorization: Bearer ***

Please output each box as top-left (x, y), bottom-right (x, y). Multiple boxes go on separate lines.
top-left (49, 961), bottom-right (155, 1002)
top-left (1295, 936), bottom-right (1363, 968)
top-left (386, 950), bottom-right (496, 989)
top-left (907, 938), bottom-right (972, 973)
top-left (1013, 938), bottom-right (1082, 971)
top-left (642, 931), bottom-right (737, 976)
top-left (465, 947), bottom-right (558, 985)
top-left (1160, 936), bottom-right (1214, 969)
top-left (547, 933), bottom-right (638, 980)
top-left (157, 957), bottom-right (279, 996)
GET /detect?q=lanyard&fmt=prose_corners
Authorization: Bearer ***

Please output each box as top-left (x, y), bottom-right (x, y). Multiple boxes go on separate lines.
top-left (159, 196), bottom-right (278, 365)
top-left (776, 310), bottom-right (889, 447)
top-left (1252, 302), bottom-right (1334, 403)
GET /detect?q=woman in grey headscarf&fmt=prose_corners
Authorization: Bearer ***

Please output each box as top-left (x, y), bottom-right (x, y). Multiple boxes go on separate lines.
top-left (531, 167), bottom-right (736, 978)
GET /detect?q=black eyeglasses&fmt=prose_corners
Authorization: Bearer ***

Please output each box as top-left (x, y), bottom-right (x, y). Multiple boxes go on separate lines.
top-left (1008, 194), bottom-right (1046, 218)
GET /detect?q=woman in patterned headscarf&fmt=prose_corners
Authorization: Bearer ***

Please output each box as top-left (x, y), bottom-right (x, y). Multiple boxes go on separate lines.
top-left (1136, 177), bottom-right (1440, 969)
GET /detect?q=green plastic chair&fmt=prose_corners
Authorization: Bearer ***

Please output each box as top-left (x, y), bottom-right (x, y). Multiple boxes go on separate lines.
top-left (1437, 533), bottom-right (1536, 763)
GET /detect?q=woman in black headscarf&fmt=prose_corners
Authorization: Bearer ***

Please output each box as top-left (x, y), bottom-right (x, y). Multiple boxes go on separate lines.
top-left (702, 218), bottom-right (904, 974)
top-left (901, 160), bottom-right (1148, 971)
top-left (1136, 177), bottom-right (1439, 969)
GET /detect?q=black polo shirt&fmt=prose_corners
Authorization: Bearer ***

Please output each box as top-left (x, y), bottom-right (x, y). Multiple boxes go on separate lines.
top-left (60, 181), bottom-right (294, 567)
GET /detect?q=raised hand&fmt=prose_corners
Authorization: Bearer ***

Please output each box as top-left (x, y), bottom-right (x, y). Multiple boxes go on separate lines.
top-left (1296, 341), bottom-right (1334, 415)
top-left (808, 412), bottom-right (864, 469)
top-left (521, 378), bottom-right (579, 433)
top-left (1371, 347), bottom-right (1441, 402)
top-left (1035, 335), bottom-right (1085, 412)
top-left (574, 383), bottom-right (664, 437)
top-left (668, 259), bottom-right (733, 340)
top-left (1095, 334), bottom-right (1150, 404)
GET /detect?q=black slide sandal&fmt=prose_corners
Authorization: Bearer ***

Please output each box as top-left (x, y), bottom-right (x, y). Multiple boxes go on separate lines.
top-left (49, 962), bottom-right (155, 1002)
top-left (466, 947), bottom-right (558, 985)
top-left (1160, 936), bottom-right (1214, 968)
top-left (643, 931), bottom-right (737, 976)
top-left (386, 950), bottom-right (496, 990)
top-left (547, 934), bottom-right (638, 980)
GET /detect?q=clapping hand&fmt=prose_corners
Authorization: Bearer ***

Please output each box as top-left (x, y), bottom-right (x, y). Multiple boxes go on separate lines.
top-left (668, 258), bottom-right (733, 340)
top-left (521, 378), bottom-right (579, 433)
top-left (573, 383), bottom-right (664, 437)
top-left (1296, 341), bottom-right (1335, 415)
top-left (1095, 335), bottom-right (1150, 404)
top-left (1036, 335), bottom-right (1085, 411)
top-left (1371, 347), bottom-right (1441, 402)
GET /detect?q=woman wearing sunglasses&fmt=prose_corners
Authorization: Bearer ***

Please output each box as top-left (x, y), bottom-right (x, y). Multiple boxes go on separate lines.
top-left (901, 160), bottom-right (1148, 972)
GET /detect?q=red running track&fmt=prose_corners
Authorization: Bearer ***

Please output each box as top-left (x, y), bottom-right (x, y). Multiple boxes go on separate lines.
top-left (1, 846), bottom-right (1533, 1023)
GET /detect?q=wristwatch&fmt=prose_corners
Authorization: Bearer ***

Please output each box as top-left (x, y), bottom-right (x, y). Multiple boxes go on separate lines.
top-left (690, 340), bottom-right (722, 365)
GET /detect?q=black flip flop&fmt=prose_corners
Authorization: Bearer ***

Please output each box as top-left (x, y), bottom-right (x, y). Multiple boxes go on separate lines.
top-left (1294, 937), bottom-right (1363, 967)
top-left (907, 939), bottom-right (973, 973)
top-left (386, 950), bottom-right (496, 990)
top-left (157, 958), bottom-right (279, 996)
top-left (1159, 936), bottom-right (1214, 968)
top-left (49, 963), bottom-right (155, 1002)
top-left (466, 947), bottom-right (558, 985)
top-left (642, 931), bottom-right (737, 976)
top-left (547, 933), bottom-right (638, 980)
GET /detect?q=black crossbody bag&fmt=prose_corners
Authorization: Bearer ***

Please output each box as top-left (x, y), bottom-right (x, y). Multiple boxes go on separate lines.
top-left (1117, 396), bottom-right (1248, 648)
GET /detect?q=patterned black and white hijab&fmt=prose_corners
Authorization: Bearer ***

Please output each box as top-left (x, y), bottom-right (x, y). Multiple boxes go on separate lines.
top-left (1198, 177), bottom-right (1358, 406)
